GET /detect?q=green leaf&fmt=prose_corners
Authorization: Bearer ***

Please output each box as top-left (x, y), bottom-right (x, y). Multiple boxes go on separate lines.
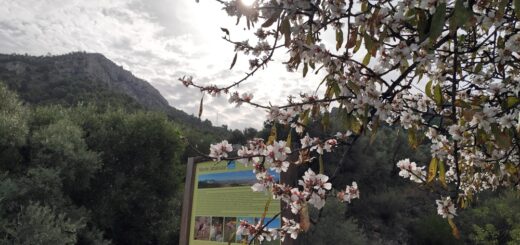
top-left (361, 2), bottom-right (368, 12)
top-left (229, 52), bottom-right (238, 70)
top-left (494, 128), bottom-right (512, 148)
top-left (438, 159), bottom-right (448, 188)
top-left (515, 0), bottom-right (520, 18)
top-left (220, 27), bottom-right (229, 36)
top-left (463, 109), bottom-right (475, 122)
top-left (322, 111), bottom-right (330, 130)
top-left (300, 110), bottom-right (310, 128)
top-left (347, 80), bottom-right (360, 93)
top-left (505, 162), bottom-right (518, 175)
top-left (353, 35), bottom-right (362, 53)
top-left (506, 96), bottom-right (520, 109)
top-left (267, 124), bottom-right (277, 145)
top-left (362, 52), bottom-right (371, 65)
top-left (306, 32), bottom-right (314, 45)
top-left (474, 63), bottom-right (483, 73)
top-left (408, 127), bottom-right (418, 149)
top-left (346, 114), bottom-right (362, 134)
top-left (448, 218), bottom-right (460, 239)
top-left (498, 36), bottom-right (505, 49)
top-left (198, 94), bottom-right (204, 118)
top-left (280, 18), bottom-right (291, 48)
top-left (336, 29), bottom-right (344, 51)
top-left (399, 59), bottom-right (409, 73)
top-left (476, 129), bottom-right (488, 145)
top-left (434, 83), bottom-right (443, 105)
top-left (346, 28), bottom-right (357, 49)
top-left (417, 10), bottom-right (429, 41)
top-left (429, 3), bottom-right (446, 41)
top-left (497, 0), bottom-right (508, 19)
top-left (425, 80), bottom-right (433, 99)
top-left (303, 62), bottom-right (308, 77)
top-left (330, 81), bottom-right (342, 98)
top-left (363, 33), bottom-right (374, 54)
top-left (450, 0), bottom-right (472, 32)
top-left (260, 195), bottom-right (272, 226)
top-left (262, 9), bottom-right (281, 28)
top-left (427, 158), bottom-right (438, 183)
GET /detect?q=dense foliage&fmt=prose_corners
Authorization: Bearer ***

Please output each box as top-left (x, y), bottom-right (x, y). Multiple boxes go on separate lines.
top-left (0, 53), bottom-right (233, 159)
top-left (0, 84), bottom-right (185, 244)
top-left (259, 119), bottom-right (520, 244)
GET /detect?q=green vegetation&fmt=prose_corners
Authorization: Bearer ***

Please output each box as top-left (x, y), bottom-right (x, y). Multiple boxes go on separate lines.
top-left (0, 53), bottom-right (518, 244)
top-left (0, 84), bottom-right (184, 244)
top-left (256, 116), bottom-right (520, 244)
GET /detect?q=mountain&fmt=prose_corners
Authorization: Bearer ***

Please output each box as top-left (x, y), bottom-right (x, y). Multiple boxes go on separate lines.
top-left (0, 52), bottom-right (229, 136)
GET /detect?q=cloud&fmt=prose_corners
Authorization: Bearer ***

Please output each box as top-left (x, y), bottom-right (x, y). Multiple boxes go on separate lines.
top-left (0, 0), bottom-right (328, 130)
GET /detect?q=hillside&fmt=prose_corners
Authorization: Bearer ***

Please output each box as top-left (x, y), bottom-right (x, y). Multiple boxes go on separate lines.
top-left (0, 52), bottom-right (230, 144)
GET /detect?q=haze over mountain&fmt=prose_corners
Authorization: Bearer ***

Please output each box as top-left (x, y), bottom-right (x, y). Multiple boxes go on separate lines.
top-left (0, 52), bottom-right (228, 132)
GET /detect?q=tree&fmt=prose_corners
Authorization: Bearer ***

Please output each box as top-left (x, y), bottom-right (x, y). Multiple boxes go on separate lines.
top-left (0, 83), bottom-right (185, 244)
top-left (182, 0), bottom-right (520, 242)
top-left (0, 84), bottom-right (110, 244)
top-left (71, 108), bottom-right (185, 244)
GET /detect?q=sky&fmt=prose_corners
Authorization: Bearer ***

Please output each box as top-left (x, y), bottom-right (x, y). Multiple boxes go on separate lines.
top-left (0, 0), bottom-right (326, 129)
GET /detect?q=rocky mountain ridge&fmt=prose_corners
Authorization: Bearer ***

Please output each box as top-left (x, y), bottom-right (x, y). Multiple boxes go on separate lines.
top-left (0, 52), bottom-right (220, 131)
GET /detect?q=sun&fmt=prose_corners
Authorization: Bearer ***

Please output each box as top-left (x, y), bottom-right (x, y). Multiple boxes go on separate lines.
top-left (240, 0), bottom-right (255, 6)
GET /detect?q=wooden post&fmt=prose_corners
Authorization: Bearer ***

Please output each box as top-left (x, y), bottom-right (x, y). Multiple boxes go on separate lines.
top-left (179, 157), bottom-right (198, 245)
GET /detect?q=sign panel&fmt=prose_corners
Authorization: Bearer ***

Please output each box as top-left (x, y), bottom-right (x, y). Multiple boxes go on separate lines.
top-left (186, 160), bottom-right (281, 245)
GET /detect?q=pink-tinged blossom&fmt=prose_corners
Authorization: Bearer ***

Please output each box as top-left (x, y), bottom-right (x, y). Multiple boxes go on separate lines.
top-left (448, 125), bottom-right (465, 141)
top-left (280, 217), bottom-right (301, 241)
top-left (194, 0), bottom-right (520, 239)
top-left (209, 140), bottom-right (233, 161)
top-left (337, 181), bottom-right (360, 203)
top-left (396, 159), bottom-right (426, 183)
top-left (300, 134), bottom-right (317, 148)
top-left (241, 93), bottom-right (253, 102)
top-left (436, 196), bottom-right (457, 219)
top-left (289, 188), bottom-right (304, 214)
top-left (297, 169), bottom-right (332, 210)
top-left (228, 92), bottom-right (254, 107)
top-left (335, 131), bottom-right (352, 140)
top-left (290, 118), bottom-right (305, 134)
top-left (236, 219), bottom-right (252, 238)
top-left (236, 218), bottom-right (279, 243)
top-left (228, 91), bottom-right (240, 104)
top-left (266, 141), bottom-right (292, 173)
top-left (308, 192), bottom-right (326, 209)
top-left (299, 169), bottom-right (332, 191)
top-left (498, 113), bottom-right (516, 130)
top-left (180, 76), bottom-right (193, 87)
top-left (251, 171), bottom-right (276, 193)
top-left (323, 139), bottom-right (338, 153)
top-left (257, 228), bottom-right (279, 242)
top-left (271, 183), bottom-right (292, 203)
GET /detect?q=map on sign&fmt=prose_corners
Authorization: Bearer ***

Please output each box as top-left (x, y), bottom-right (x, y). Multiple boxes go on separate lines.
top-left (189, 161), bottom-right (281, 245)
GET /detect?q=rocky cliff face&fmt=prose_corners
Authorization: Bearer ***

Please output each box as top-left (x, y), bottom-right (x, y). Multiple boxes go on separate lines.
top-left (0, 52), bottom-right (171, 113)
top-left (0, 52), bottom-right (230, 139)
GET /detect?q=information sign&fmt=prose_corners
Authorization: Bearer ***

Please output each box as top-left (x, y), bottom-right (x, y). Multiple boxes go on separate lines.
top-left (180, 158), bottom-right (281, 245)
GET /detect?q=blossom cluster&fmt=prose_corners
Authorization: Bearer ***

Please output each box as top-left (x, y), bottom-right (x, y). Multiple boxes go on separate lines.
top-left (337, 181), bottom-right (360, 203)
top-left (185, 0), bottom-right (520, 241)
top-left (396, 159), bottom-right (427, 184)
